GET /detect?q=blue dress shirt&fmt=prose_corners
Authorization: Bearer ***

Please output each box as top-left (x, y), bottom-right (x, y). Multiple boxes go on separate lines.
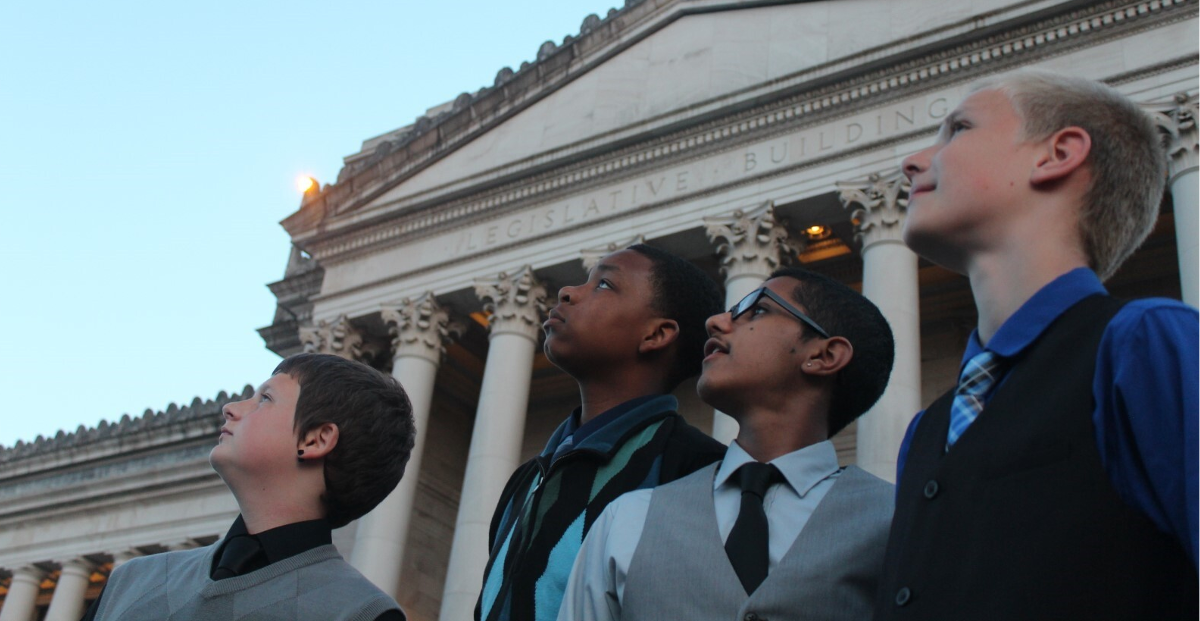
top-left (896, 268), bottom-right (1198, 566)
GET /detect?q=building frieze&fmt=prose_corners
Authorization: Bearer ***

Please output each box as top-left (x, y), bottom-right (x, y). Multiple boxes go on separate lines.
top-left (296, 0), bottom-right (1194, 273)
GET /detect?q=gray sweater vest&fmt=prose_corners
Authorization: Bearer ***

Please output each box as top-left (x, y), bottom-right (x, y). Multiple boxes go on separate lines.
top-left (94, 542), bottom-right (402, 621)
top-left (623, 464), bottom-right (892, 621)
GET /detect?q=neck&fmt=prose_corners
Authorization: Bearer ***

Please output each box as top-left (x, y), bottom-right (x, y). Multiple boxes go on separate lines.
top-left (576, 369), bottom-right (665, 424)
top-left (229, 478), bottom-right (326, 535)
top-left (731, 392), bottom-right (829, 463)
top-left (966, 251), bottom-right (1087, 344)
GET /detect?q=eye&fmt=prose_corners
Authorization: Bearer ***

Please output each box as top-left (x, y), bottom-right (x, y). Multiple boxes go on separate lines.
top-left (259, 393), bottom-right (272, 403)
top-left (948, 120), bottom-right (969, 135)
top-left (596, 279), bottom-right (614, 291)
top-left (751, 304), bottom-right (768, 317)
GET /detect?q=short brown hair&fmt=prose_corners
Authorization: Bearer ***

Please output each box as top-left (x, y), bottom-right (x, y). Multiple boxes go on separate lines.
top-left (274, 353), bottom-right (415, 528)
top-left (975, 70), bottom-right (1166, 280)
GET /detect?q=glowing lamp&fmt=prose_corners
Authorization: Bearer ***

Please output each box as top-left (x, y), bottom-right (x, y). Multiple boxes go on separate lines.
top-left (296, 176), bottom-right (317, 193)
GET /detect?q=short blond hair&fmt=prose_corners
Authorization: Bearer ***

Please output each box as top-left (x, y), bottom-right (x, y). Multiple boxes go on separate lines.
top-left (974, 70), bottom-right (1166, 280)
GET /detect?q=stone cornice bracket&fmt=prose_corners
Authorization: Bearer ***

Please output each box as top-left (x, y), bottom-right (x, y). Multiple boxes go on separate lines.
top-left (298, 314), bottom-right (376, 362)
top-left (837, 169), bottom-right (911, 251)
top-left (381, 292), bottom-right (465, 365)
top-left (474, 266), bottom-right (548, 341)
top-left (704, 201), bottom-right (802, 281)
top-left (579, 235), bottom-right (647, 272)
top-left (1146, 93), bottom-right (1199, 182)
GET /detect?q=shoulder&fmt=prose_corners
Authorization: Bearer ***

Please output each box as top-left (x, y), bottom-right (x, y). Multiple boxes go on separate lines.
top-left (834, 467), bottom-right (895, 507)
top-left (658, 416), bottom-right (726, 481)
top-left (307, 552), bottom-right (402, 613)
top-left (1105, 298), bottom-right (1198, 345)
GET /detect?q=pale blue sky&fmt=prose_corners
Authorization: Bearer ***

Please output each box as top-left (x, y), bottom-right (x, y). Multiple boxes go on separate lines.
top-left (0, 0), bottom-right (617, 447)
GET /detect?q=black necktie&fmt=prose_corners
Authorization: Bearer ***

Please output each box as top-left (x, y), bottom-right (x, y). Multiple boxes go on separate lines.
top-left (212, 535), bottom-right (264, 580)
top-left (724, 462), bottom-right (783, 595)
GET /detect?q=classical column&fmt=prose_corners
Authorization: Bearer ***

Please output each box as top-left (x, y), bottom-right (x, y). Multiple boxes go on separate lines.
top-left (0, 566), bottom-right (44, 621)
top-left (704, 201), bottom-right (800, 443)
top-left (1150, 94), bottom-right (1200, 307)
top-left (351, 293), bottom-right (462, 597)
top-left (43, 559), bottom-right (94, 621)
top-left (439, 267), bottom-right (547, 621)
top-left (299, 314), bottom-right (381, 362)
top-left (838, 170), bottom-right (922, 483)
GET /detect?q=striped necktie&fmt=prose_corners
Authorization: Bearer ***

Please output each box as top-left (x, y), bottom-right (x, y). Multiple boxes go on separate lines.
top-left (946, 350), bottom-right (1006, 451)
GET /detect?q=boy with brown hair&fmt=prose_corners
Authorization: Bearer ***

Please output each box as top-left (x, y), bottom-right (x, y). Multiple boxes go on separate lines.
top-left (876, 70), bottom-right (1198, 620)
top-left (84, 353), bottom-right (415, 621)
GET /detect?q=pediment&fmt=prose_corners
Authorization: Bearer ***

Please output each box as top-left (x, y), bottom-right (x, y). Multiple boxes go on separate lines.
top-left (282, 0), bottom-right (1084, 242)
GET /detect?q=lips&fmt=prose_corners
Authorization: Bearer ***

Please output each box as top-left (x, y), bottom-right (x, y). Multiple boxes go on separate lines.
top-left (703, 338), bottom-right (729, 361)
top-left (909, 181), bottom-right (935, 198)
top-left (543, 308), bottom-right (566, 331)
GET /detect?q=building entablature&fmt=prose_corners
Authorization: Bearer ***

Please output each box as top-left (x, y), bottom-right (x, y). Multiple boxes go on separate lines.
top-left (284, 0), bottom-right (1195, 275)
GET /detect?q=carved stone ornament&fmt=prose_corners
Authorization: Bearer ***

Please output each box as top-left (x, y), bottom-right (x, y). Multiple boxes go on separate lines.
top-left (704, 201), bottom-right (802, 281)
top-left (579, 235), bottom-right (647, 271)
top-left (298, 314), bottom-right (374, 362)
top-left (474, 266), bottom-right (548, 339)
top-left (837, 168), bottom-right (911, 250)
top-left (381, 292), bottom-right (465, 363)
top-left (1146, 93), bottom-right (1199, 181)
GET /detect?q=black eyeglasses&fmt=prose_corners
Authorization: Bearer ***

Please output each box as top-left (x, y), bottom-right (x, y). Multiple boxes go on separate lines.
top-left (729, 287), bottom-right (831, 338)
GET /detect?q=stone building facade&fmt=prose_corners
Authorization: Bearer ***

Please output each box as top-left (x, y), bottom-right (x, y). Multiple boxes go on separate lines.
top-left (2, 1), bottom-right (1196, 620)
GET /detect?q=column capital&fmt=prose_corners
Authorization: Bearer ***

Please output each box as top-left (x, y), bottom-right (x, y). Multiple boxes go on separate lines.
top-left (704, 201), bottom-right (800, 282)
top-left (1146, 93), bottom-right (1199, 181)
top-left (10, 564), bottom-right (46, 581)
top-left (474, 266), bottom-right (548, 341)
top-left (580, 235), bottom-right (646, 271)
top-left (837, 168), bottom-right (910, 251)
top-left (381, 292), bottom-right (464, 365)
top-left (299, 314), bottom-right (379, 362)
top-left (55, 557), bottom-right (95, 576)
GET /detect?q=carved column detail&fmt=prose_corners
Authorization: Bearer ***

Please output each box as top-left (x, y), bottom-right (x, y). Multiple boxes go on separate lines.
top-left (44, 558), bottom-right (95, 621)
top-left (704, 201), bottom-right (801, 443)
top-left (580, 235), bottom-right (646, 271)
top-left (0, 565), bottom-right (45, 621)
top-left (473, 265), bottom-right (548, 341)
top-left (382, 293), bottom-right (464, 365)
top-left (704, 201), bottom-right (801, 283)
top-left (837, 168), bottom-right (921, 482)
top-left (441, 267), bottom-right (546, 621)
top-left (352, 291), bottom-right (463, 597)
top-left (837, 169), bottom-right (911, 251)
top-left (1148, 94), bottom-right (1199, 307)
top-left (298, 314), bottom-right (375, 361)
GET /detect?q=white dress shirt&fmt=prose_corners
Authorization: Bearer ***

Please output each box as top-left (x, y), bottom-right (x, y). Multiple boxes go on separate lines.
top-left (557, 439), bottom-right (842, 621)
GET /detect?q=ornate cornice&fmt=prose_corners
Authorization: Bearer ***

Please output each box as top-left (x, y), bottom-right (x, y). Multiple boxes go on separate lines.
top-left (837, 169), bottom-right (911, 250)
top-left (381, 292), bottom-right (464, 364)
top-left (704, 201), bottom-right (800, 281)
top-left (474, 266), bottom-right (548, 341)
top-left (296, 0), bottom-right (1195, 269)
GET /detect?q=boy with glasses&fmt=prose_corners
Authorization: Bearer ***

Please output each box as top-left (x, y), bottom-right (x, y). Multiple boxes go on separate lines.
top-left (559, 267), bottom-right (895, 621)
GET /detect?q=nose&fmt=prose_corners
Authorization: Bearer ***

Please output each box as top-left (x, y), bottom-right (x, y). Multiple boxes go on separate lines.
top-left (222, 401), bottom-right (242, 421)
top-left (705, 310), bottom-right (732, 337)
top-left (901, 146), bottom-right (932, 181)
top-left (558, 284), bottom-right (577, 304)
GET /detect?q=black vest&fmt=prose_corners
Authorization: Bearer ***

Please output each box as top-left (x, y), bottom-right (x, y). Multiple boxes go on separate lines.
top-left (876, 294), bottom-right (1198, 621)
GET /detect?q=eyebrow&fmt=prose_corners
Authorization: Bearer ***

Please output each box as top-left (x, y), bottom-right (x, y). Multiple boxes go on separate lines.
top-left (593, 263), bottom-right (621, 275)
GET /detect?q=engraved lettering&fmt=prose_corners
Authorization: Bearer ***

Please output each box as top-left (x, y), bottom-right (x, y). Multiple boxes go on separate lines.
top-left (819, 130), bottom-right (833, 151)
top-left (770, 143), bottom-right (787, 164)
top-left (564, 204), bottom-right (576, 223)
top-left (584, 199), bottom-right (600, 217)
top-left (646, 177), bottom-right (666, 196)
top-left (609, 190), bottom-right (622, 210)
top-left (544, 208), bottom-right (556, 229)
top-left (745, 152), bottom-right (758, 172)
top-left (676, 171), bottom-right (689, 192)
top-left (507, 219), bottom-right (521, 238)
top-left (928, 97), bottom-right (949, 119)
top-left (846, 122), bottom-right (863, 144)
top-left (895, 106), bottom-right (915, 128)
top-left (486, 226), bottom-right (498, 245)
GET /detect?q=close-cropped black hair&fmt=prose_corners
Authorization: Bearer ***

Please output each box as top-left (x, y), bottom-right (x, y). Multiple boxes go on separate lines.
top-left (769, 267), bottom-right (895, 436)
top-left (274, 353), bottom-right (415, 528)
top-left (627, 244), bottom-right (724, 390)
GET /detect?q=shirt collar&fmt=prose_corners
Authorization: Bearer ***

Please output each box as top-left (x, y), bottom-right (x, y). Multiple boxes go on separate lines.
top-left (715, 440), bottom-right (840, 498)
top-left (541, 394), bottom-right (674, 459)
top-left (962, 267), bottom-right (1106, 365)
top-left (218, 514), bottom-right (332, 565)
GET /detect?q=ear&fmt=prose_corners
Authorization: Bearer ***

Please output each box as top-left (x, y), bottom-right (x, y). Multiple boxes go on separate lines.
top-left (1029, 126), bottom-right (1091, 186)
top-left (297, 423), bottom-right (339, 461)
top-left (802, 336), bottom-right (854, 377)
top-left (638, 319), bottom-right (680, 355)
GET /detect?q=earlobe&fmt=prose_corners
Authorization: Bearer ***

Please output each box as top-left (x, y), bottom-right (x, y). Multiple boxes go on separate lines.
top-left (804, 337), bottom-right (854, 376)
top-left (297, 423), bottom-right (339, 461)
top-left (1030, 126), bottom-right (1091, 186)
top-left (638, 319), bottom-right (680, 355)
